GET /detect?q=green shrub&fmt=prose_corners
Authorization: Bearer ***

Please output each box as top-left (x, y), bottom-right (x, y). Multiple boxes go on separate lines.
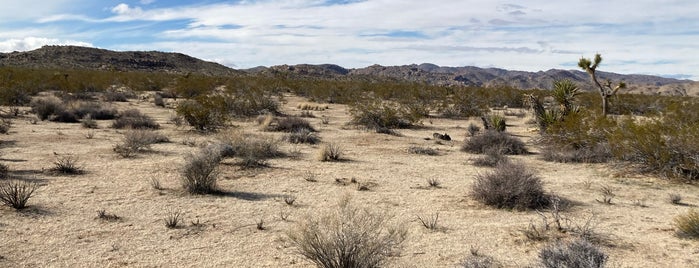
top-left (539, 239), bottom-right (607, 268)
top-left (606, 103), bottom-right (699, 180)
top-left (481, 114), bottom-right (506, 132)
top-left (112, 109), bottom-right (160, 129)
top-left (462, 130), bottom-right (527, 155)
top-left (471, 161), bottom-right (549, 210)
top-left (674, 209), bottom-right (699, 239)
top-left (349, 99), bottom-right (421, 132)
top-left (287, 197), bottom-right (407, 268)
top-left (176, 97), bottom-right (229, 131)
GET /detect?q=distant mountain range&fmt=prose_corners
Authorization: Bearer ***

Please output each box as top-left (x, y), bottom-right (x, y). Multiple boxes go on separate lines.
top-left (1, 46), bottom-right (697, 96)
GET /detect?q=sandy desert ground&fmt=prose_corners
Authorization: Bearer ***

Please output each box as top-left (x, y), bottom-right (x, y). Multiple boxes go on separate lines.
top-left (0, 92), bottom-right (697, 267)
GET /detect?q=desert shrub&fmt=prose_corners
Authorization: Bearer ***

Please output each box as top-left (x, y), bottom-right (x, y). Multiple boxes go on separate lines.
top-left (408, 146), bottom-right (438, 156)
top-left (606, 104), bottom-right (699, 180)
top-left (181, 147), bottom-right (221, 194)
top-left (462, 130), bottom-right (527, 155)
top-left (472, 146), bottom-right (508, 167)
top-left (176, 97), bottom-right (229, 131)
top-left (287, 197), bottom-right (407, 268)
top-left (481, 114), bottom-right (506, 132)
top-left (471, 161), bottom-right (549, 210)
top-left (216, 131), bottom-right (282, 167)
top-left (50, 110), bottom-right (80, 123)
top-left (0, 180), bottom-right (39, 209)
top-left (154, 94), bottom-right (165, 107)
top-left (459, 254), bottom-right (501, 268)
top-left (71, 102), bottom-right (118, 120)
top-left (103, 91), bottom-right (129, 102)
top-left (439, 88), bottom-right (486, 118)
top-left (113, 129), bottom-right (167, 157)
top-left (539, 239), bottom-right (607, 268)
top-left (284, 129), bottom-right (321, 144)
top-left (0, 119), bottom-right (11, 134)
top-left (317, 143), bottom-right (343, 161)
top-left (51, 155), bottom-right (84, 174)
top-left (349, 99), bottom-right (421, 132)
top-left (81, 115), bottom-right (98, 129)
top-left (30, 96), bottom-right (65, 120)
top-left (0, 163), bottom-right (8, 178)
top-left (541, 143), bottom-right (611, 164)
top-left (112, 109), bottom-right (160, 129)
top-left (467, 123), bottom-right (481, 137)
top-left (540, 111), bottom-right (615, 163)
top-left (674, 209), bottom-right (699, 239)
top-left (270, 116), bottom-right (316, 132)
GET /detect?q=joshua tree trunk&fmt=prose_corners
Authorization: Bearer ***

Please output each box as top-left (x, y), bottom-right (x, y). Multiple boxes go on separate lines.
top-left (578, 54), bottom-right (626, 116)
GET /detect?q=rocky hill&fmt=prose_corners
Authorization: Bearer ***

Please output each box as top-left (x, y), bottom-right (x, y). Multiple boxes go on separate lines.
top-left (258, 63), bottom-right (698, 96)
top-left (0, 45), bottom-right (239, 76)
top-left (1, 46), bottom-right (696, 96)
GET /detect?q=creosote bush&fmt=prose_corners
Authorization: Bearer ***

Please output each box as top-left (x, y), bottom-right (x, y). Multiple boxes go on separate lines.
top-left (0, 180), bottom-right (39, 209)
top-left (181, 147), bottom-right (221, 194)
top-left (216, 131), bottom-right (282, 167)
top-left (349, 99), bottom-right (421, 133)
top-left (112, 109), bottom-right (159, 129)
top-left (287, 196), bottom-right (407, 268)
top-left (462, 130), bottom-right (527, 155)
top-left (674, 209), bottom-right (699, 239)
top-left (269, 116), bottom-right (315, 132)
top-left (113, 129), bottom-right (168, 157)
top-left (539, 238), bottom-right (607, 268)
top-left (30, 96), bottom-right (65, 120)
top-left (176, 97), bottom-right (229, 131)
top-left (471, 161), bottom-right (549, 210)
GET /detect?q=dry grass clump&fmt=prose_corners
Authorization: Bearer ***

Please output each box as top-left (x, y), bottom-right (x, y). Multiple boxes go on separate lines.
top-left (51, 155), bottom-right (84, 175)
top-left (673, 209), bottom-right (699, 239)
top-left (181, 147), bottom-right (221, 194)
top-left (317, 143), bottom-right (343, 161)
top-left (284, 129), bottom-right (320, 144)
top-left (286, 197), bottom-right (407, 268)
top-left (216, 131), bottom-right (283, 167)
top-left (112, 109), bottom-right (160, 129)
top-left (266, 116), bottom-right (316, 133)
top-left (71, 102), bottom-right (118, 120)
top-left (471, 161), bottom-right (549, 210)
top-left (113, 129), bottom-right (169, 157)
top-left (407, 146), bottom-right (438, 156)
top-left (462, 130), bottom-right (527, 155)
top-left (0, 180), bottom-right (39, 209)
top-left (539, 239), bottom-right (607, 268)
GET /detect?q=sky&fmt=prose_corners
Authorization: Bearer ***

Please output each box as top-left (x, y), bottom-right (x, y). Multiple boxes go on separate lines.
top-left (1, 0), bottom-right (698, 80)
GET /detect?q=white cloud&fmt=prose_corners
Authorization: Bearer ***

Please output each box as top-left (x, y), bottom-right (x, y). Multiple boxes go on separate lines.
top-left (7, 0), bottom-right (699, 79)
top-left (0, 37), bottom-right (93, 53)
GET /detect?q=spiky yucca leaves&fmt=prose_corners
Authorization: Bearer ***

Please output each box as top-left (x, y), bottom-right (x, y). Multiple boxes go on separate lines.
top-left (552, 79), bottom-right (581, 116)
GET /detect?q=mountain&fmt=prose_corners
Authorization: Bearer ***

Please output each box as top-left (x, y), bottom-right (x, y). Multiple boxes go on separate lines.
top-left (0, 45), bottom-right (239, 76)
top-left (258, 63), bottom-right (697, 96)
top-left (1, 46), bottom-right (696, 96)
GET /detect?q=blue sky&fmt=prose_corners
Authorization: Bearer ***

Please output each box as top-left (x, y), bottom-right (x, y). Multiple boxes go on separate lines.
top-left (1, 0), bottom-right (698, 80)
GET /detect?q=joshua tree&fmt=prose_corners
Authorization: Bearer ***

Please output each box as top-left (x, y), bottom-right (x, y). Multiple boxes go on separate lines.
top-left (578, 54), bottom-right (626, 116)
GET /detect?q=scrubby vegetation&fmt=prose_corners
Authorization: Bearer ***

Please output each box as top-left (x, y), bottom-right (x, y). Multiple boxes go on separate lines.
top-left (471, 161), bottom-right (549, 210)
top-left (0, 180), bottom-right (39, 209)
top-left (674, 209), bottom-right (699, 239)
top-left (287, 197), bottom-right (407, 268)
top-left (539, 239), bottom-right (607, 268)
top-left (462, 130), bottom-right (527, 155)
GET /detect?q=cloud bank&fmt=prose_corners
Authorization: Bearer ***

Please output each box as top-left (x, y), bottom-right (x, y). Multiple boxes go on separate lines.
top-left (1, 0), bottom-right (698, 80)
